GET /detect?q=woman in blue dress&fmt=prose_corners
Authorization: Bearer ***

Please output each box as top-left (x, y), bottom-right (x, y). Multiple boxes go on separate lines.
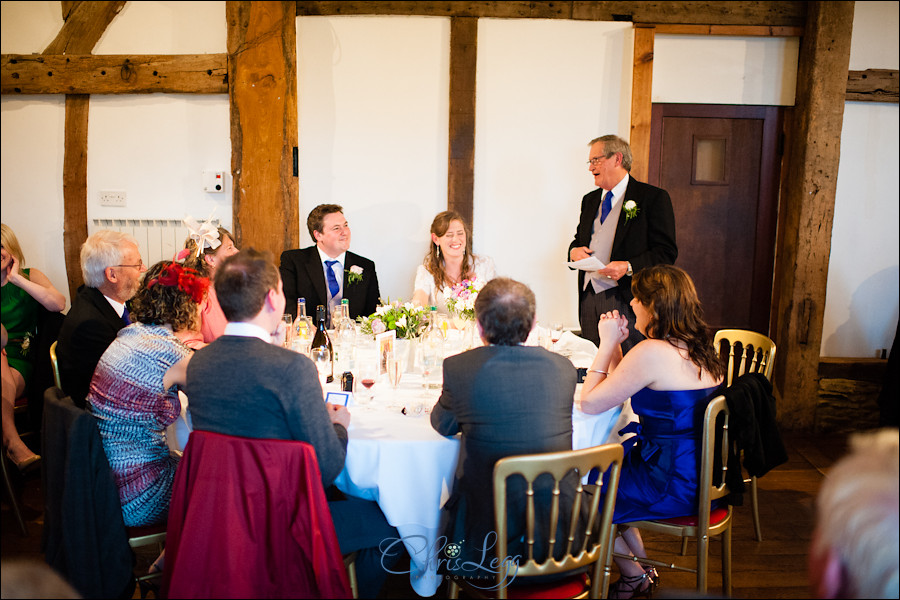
top-left (578, 265), bottom-right (725, 598)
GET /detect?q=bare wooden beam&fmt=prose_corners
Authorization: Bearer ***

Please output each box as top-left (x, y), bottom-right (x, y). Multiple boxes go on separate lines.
top-left (46, 1), bottom-right (125, 298)
top-left (1, 54), bottom-right (228, 95)
top-left (296, 1), bottom-right (806, 27)
top-left (772, 1), bottom-right (854, 431)
top-left (447, 17), bottom-right (477, 229)
top-left (62, 95), bottom-right (90, 300)
top-left (228, 1), bottom-right (299, 258)
top-left (653, 24), bottom-right (803, 36)
top-left (44, 1), bottom-right (125, 54)
top-left (846, 69), bottom-right (899, 103)
top-left (629, 26), bottom-right (654, 183)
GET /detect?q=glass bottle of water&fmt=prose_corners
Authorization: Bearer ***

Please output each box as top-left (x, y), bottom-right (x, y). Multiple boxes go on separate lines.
top-left (292, 298), bottom-right (310, 354)
top-left (336, 299), bottom-right (356, 370)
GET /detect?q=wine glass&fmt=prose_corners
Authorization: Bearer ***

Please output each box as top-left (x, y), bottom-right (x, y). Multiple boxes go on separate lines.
top-left (358, 361), bottom-right (378, 404)
top-left (550, 322), bottom-right (564, 350)
top-left (311, 347), bottom-right (330, 389)
top-left (434, 313), bottom-right (449, 342)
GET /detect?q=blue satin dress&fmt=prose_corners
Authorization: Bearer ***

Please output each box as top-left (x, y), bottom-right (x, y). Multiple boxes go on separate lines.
top-left (609, 386), bottom-right (720, 523)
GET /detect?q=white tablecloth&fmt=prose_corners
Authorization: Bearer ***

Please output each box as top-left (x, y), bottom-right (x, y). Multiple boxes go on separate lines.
top-left (333, 373), bottom-right (632, 597)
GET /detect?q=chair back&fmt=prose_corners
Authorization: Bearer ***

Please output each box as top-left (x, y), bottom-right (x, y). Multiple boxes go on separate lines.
top-left (162, 430), bottom-right (351, 599)
top-left (715, 329), bottom-right (776, 387)
top-left (49, 341), bottom-right (62, 389)
top-left (698, 395), bottom-right (732, 536)
top-left (491, 443), bottom-right (623, 598)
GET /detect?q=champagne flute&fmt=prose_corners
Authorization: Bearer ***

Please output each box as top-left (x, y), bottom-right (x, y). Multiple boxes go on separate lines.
top-left (281, 314), bottom-right (293, 348)
top-left (387, 355), bottom-right (403, 389)
top-left (311, 347), bottom-right (330, 389)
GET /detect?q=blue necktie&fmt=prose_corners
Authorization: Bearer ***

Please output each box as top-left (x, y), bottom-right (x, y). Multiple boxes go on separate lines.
top-left (122, 306), bottom-right (131, 325)
top-left (325, 260), bottom-right (340, 299)
top-left (600, 190), bottom-right (614, 225)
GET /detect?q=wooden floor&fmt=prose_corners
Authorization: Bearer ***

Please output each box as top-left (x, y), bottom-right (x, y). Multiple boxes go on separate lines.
top-left (1, 430), bottom-right (849, 599)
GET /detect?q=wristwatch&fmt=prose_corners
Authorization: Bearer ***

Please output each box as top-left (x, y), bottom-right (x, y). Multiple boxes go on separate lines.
top-left (625, 262), bottom-right (633, 277)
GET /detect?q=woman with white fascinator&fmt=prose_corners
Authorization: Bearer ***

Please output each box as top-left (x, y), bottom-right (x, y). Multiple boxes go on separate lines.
top-left (180, 216), bottom-right (239, 346)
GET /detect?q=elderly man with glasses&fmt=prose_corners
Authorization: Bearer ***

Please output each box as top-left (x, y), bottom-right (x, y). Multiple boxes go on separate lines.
top-left (56, 230), bottom-right (146, 407)
top-left (568, 134), bottom-right (677, 352)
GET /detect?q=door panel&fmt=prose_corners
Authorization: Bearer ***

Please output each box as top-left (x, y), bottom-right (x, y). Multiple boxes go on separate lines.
top-left (649, 104), bottom-right (782, 333)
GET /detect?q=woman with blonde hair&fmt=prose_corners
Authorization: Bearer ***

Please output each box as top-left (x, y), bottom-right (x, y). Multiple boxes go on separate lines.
top-left (1, 223), bottom-right (66, 470)
top-left (578, 264), bottom-right (725, 598)
top-left (179, 219), bottom-right (238, 346)
top-left (412, 211), bottom-right (495, 314)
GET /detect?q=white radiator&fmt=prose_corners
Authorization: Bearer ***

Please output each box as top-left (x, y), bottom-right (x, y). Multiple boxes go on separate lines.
top-left (91, 218), bottom-right (219, 267)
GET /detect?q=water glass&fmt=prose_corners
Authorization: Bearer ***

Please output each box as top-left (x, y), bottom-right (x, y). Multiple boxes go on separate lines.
top-left (311, 347), bottom-right (330, 388)
top-left (281, 314), bottom-right (293, 348)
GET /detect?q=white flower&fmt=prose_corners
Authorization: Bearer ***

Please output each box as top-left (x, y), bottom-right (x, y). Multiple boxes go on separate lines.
top-left (397, 316), bottom-right (408, 329)
top-left (622, 200), bottom-right (640, 221)
top-left (350, 265), bottom-right (363, 275)
top-left (624, 200), bottom-right (637, 211)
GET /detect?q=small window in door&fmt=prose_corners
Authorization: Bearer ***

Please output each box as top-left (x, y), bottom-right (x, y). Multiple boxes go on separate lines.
top-left (692, 136), bottom-right (727, 185)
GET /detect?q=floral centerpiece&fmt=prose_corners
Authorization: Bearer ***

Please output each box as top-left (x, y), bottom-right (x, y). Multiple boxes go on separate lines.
top-left (446, 278), bottom-right (484, 322)
top-left (357, 299), bottom-right (428, 339)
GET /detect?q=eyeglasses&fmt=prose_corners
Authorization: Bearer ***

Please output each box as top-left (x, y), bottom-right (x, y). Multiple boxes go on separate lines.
top-left (587, 155), bottom-right (613, 166)
top-left (114, 262), bottom-right (145, 270)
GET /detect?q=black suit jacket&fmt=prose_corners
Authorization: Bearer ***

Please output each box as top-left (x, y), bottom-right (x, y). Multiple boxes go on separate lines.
top-left (568, 176), bottom-right (677, 304)
top-left (279, 246), bottom-right (380, 322)
top-left (431, 345), bottom-right (584, 570)
top-left (55, 286), bottom-right (124, 408)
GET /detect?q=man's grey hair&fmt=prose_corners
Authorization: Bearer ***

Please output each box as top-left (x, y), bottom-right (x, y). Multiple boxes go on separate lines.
top-left (813, 428), bottom-right (899, 599)
top-left (589, 134), bottom-right (633, 172)
top-left (80, 230), bottom-right (138, 288)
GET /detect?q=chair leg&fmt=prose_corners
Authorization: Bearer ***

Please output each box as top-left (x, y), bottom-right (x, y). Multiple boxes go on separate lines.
top-left (697, 534), bottom-right (709, 594)
top-left (723, 526), bottom-right (733, 597)
top-left (448, 580), bottom-right (460, 599)
top-left (750, 475), bottom-right (762, 541)
top-left (343, 552), bottom-right (359, 599)
top-left (680, 536), bottom-right (689, 556)
top-left (1, 453), bottom-right (28, 536)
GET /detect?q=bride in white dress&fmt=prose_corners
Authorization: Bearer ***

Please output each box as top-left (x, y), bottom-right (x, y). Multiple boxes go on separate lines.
top-left (412, 211), bottom-right (495, 315)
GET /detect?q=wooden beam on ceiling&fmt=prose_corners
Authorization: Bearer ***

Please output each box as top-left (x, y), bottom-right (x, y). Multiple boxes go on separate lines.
top-left (295, 1), bottom-right (806, 27)
top-left (227, 1), bottom-right (299, 258)
top-left (1, 54), bottom-right (228, 95)
top-left (846, 69), bottom-right (899, 103)
top-left (771, 1), bottom-right (855, 430)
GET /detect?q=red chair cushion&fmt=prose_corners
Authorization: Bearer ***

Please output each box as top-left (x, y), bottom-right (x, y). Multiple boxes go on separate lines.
top-left (504, 572), bottom-right (590, 599)
top-left (658, 507), bottom-right (730, 527)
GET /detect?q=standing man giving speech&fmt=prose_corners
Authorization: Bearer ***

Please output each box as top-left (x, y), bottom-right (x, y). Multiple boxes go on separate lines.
top-left (568, 135), bottom-right (677, 351)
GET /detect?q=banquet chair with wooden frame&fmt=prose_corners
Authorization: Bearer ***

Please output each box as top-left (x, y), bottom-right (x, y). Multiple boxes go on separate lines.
top-left (614, 395), bottom-right (733, 596)
top-left (714, 329), bottom-right (776, 542)
top-left (49, 340), bottom-right (62, 389)
top-left (448, 443), bottom-right (624, 600)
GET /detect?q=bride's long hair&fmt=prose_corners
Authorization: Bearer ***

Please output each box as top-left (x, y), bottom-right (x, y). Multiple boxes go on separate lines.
top-left (631, 265), bottom-right (725, 380)
top-left (423, 211), bottom-right (476, 290)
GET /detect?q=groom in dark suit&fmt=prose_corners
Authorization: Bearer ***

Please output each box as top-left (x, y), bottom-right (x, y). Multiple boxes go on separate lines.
top-left (568, 135), bottom-right (677, 350)
top-left (279, 204), bottom-right (381, 327)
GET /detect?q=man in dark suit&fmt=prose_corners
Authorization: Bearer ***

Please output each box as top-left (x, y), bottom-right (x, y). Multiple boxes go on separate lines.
top-left (56, 230), bottom-right (145, 407)
top-left (431, 278), bottom-right (580, 579)
top-left (568, 134), bottom-right (677, 350)
top-left (279, 204), bottom-right (380, 327)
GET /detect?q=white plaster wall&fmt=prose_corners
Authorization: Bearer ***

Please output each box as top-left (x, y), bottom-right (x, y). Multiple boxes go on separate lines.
top-left (296, 16), bottom-right (450, 302)
top-left (822, 1), bottom-right (900, 357)
top-left (473, 19), bottom-right (632, 328)
top-left (653, 35), bottom-right (799, 105)
top-left (1, 1), bottom-right (228, 311)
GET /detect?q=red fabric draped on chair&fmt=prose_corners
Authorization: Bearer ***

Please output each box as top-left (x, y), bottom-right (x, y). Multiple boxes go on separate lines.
top-left (162, 430), bottom-right (351, 599)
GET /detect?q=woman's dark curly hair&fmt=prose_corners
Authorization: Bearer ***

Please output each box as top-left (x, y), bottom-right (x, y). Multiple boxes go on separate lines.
top-left (130, 260), bottom-right (208, 333)
top-left (631, 264), bottom-right (725, 380)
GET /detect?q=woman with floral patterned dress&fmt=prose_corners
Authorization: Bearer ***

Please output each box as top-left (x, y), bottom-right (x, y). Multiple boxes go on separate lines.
top-left (1, 223), bottom-right (66, 471)
top-left (412, 211), bottom-right (495, 316)
top-left (87, 259), bottom-right (207, 528)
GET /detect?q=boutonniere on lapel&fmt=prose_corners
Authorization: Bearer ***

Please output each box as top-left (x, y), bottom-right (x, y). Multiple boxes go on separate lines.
top-left (346, 265), bottom-right (364, 285)
top-left (623, 200), bottom-right (640, 221)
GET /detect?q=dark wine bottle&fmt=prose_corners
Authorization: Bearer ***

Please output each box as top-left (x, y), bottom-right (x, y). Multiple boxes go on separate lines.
top-left (311, 305), bottom-right (334, 383)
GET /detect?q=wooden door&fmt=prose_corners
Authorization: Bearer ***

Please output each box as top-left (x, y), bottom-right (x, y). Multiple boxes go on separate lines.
top-left (649, 104), bottom-right (782, 334)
